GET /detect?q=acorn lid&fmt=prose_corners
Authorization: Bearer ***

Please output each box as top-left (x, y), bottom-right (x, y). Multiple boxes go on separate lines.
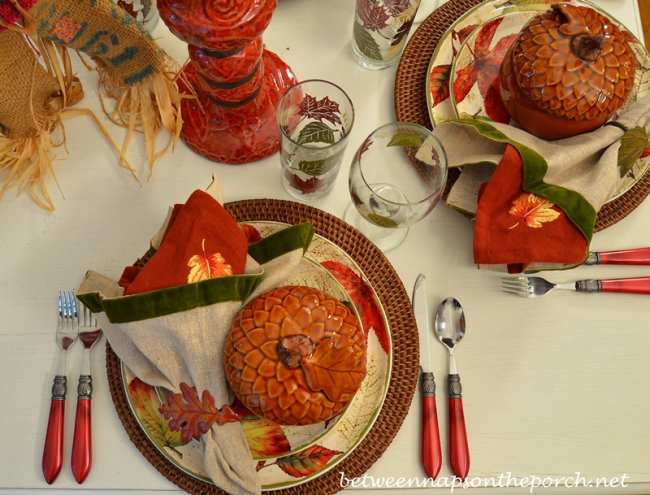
top-left (511, 3), bottom-right (636, 121)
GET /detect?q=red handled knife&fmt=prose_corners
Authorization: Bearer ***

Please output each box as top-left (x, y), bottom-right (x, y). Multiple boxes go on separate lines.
top-left (412, 274), bottom-right (442, 480)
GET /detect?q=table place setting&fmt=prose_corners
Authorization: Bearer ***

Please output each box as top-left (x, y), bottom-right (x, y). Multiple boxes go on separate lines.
top-left (2, 0), bottom-right (650, 494)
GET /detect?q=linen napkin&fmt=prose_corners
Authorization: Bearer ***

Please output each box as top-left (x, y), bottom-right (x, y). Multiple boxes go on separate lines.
top-left (76, 178), bottom-right (314, 495)
top-left (435, 93), bottom-right (650, 272)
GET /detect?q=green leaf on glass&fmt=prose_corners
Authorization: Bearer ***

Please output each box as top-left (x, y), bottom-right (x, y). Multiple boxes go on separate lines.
top-left (386, 131), bottom-right (423, 148)
top-left (353, 21), bottom-right (382, 61)
top-left (297, 121), bottom-right (336, 145)
top-left (367, 213), bottom-right (399, 228)
top-left (291, 147), bottom-right (346, 176)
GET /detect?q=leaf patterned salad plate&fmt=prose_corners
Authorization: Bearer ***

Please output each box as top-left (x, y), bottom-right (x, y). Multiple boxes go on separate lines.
top-left (427, 0), bottom-right (650, 202)
top-left (121, 221), bottom-right (392, 491)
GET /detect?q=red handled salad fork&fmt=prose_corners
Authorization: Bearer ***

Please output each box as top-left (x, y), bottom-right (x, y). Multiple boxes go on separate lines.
top-left (43, 292), bottom-right (79, 484)
top-left (71, 302), bottom-right (103, 483)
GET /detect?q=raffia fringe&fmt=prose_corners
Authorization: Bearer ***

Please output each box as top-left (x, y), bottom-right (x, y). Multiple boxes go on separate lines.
top-left (97, 52), bottom-right (189, 179)
top-left (0, 39), bottom-right (136, 211)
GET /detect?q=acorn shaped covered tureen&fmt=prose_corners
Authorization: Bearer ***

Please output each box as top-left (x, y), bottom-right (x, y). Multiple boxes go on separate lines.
top-left (499, 3), bottom-right (636, 140)
top-left (224, 286), bottom-right (367, 426)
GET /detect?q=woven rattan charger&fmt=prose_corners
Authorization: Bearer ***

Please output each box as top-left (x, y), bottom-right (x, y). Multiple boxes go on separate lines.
top-left (395, 0), bottom-right (650, 232)
top-left (105, 198), bottom-right (419, 495)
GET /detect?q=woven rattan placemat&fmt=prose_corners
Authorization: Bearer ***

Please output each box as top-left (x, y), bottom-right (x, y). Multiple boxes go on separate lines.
top-left (394, 0), bottom-right (650, 232)
top-left (105, 198), bottom-right (419, 495)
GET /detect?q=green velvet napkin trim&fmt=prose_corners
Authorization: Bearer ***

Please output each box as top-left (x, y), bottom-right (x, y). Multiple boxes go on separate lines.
top-left (454, 119), bottom-right (597, 242)
top-left (248, 222), bottom-right (314, 265)
top-left (78, 222), bottom-right (315, 323)
top-left (79, 274), bottom-right (264, 323)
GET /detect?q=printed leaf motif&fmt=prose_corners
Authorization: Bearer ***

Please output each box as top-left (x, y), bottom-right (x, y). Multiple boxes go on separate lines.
top-left (429, 65), bottom-right (451, 107)
top-left (508, 193), bottom-right (561, 229)
top-left (117, 0), bottom-right (139, 19)
top-left (367, 213), bottom-right (399, 228)
top-left (293, 147), bottom-right (346, 177)
top-left (241, 418), bottom-right (291, 458)
top-left (274, 445), bottom-right (342, 478)
top-left (358, 138), bottom-right (373, 159)
top-left (335, 352), bottom-right (384, 443)
top-left (357, 0), bottom-right (390, 31)
top-left (618, 126), bottom-right (649, 178)
top-left (642, 146), bottom-right (650, 159)
top-left (298, 95), bottom-right (342, 126)
top-left (321, 260), bottom-right (390, 354)
top-left (386, 131), bottom-right (423, 148)
top-left (240, 223), bottom-right (262, 244)
top-left (383, 0), bottom-right (411, 17)
top-left (354, 21), bottom-right (383, 61)
top-left (452, 17), bottom-right (516, 123)
top-left (141, 0), bottom-right (152, 17)
top-left (285, 171), bottom-right (326, 194)
top-left (187, 239), bottom-right (232, 283)
top-left (390, 16), bottom-right (414, 47)
top-left (453, 24), bottom-right (478, 45)
top-left (295, 159), bottom-right (331, 176)
top-left (301, 339), bottom-right (367, 402)
top-left (159, 383), bottom-right (242, 443)
top-left (129, 378), bottom-right (186, 456)
top-left (297, 121), bottom-right (336, 145)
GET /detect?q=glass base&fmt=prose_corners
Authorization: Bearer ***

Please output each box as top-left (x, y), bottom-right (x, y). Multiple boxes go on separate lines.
top-left (343, 203), bottom-right (409, 252)
top-left (350, 42), bottom-right (398, 71)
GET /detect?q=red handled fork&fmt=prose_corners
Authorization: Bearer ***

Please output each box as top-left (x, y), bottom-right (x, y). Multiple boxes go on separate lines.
top-left (43, 292), bottom-right (79, 484)
top-left (71, 302), bottom-right (103, 484)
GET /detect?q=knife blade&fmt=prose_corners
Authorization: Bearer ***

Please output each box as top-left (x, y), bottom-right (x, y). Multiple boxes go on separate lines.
top-left (412, 273), bottom-right (442, 480)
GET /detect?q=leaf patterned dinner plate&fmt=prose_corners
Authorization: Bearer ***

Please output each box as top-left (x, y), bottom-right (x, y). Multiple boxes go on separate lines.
top-left (427, 0), bottom-right (650, 203)
top-left (121, 221), bottom-right (392, 491)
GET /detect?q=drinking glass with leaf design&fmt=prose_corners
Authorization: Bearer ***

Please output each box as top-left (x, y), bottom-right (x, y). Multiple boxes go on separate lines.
top-left (344, 122), bottom-right (447, 252)
top-left (352, 0), bottom-right (422, 70)
top-left (277, 80), bottom-right (354, 200)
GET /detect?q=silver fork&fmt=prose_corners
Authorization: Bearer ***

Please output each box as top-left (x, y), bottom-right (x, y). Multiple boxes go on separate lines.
top-left (43, 292), bottom-right (79, 484)
top-left (502, 276), bottom-right (650, 298)
top-left (71, 302), bottom-right (103, 484)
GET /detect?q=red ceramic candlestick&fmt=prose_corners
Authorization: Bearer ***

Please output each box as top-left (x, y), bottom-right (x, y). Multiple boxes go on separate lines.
top-left (158, 0), bottom-right (297, 164)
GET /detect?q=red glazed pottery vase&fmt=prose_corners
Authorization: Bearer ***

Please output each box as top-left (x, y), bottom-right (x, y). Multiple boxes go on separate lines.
top-left (157, 0), bottom-right (297, 163)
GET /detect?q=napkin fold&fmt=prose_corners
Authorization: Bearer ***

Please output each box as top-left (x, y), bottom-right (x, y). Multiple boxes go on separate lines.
top-left (77, 178), bottom-right (315, 495)
top-left (435, 94), bottom-right (650, 272)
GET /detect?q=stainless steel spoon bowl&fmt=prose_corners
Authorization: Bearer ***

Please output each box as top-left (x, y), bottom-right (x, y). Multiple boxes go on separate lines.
top-left (434, 297), bottom-right (470, 480)
top-left (434, 297), bottom-right (465, 373)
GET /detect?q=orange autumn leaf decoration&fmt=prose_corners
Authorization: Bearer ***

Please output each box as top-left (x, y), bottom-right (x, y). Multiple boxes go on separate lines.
top-left (159, 383), bottom-right (242, 443)
top-left (509, 193), bottom-right (561, 229)
top-left (187, 239), bottom-right (232, 283)
top-left (241, 417), bottom-right (291, 458)
top-left (256, 445), bottom-right (342, 478)
top-left (129, 378), bottom-right (186, 456)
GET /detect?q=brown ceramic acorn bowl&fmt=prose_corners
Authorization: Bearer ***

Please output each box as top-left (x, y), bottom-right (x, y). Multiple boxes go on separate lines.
top-left (499, 2), bottom-right (637, 140)
top-left (224, 285), bottom-right (367, 426)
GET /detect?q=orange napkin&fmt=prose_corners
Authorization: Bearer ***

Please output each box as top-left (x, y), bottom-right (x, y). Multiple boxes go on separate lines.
top-left (119, 189), bottom-right (248, 294)
top-left (473, 145), bottom-right (587, 273)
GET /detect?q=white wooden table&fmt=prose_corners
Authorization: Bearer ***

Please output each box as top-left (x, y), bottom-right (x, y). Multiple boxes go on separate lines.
top-left (1, 0), bottom-right (648, 494)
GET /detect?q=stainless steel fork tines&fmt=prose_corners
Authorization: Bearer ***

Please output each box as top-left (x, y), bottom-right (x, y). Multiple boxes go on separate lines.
top-left (502, 276), bottom-right (650, 297)
top-left (71, 301), bottom-right (103, 484)
top-left (43, 292), bottom-right (79, 484)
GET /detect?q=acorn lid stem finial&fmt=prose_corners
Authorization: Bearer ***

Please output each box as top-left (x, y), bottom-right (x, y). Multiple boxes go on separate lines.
top-left (570, 34), bottom-right (606, 63)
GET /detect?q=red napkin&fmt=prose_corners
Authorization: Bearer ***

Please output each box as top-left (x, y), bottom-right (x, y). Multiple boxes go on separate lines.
top-left (473, 145), bottom-right (587, 273)
top-left (119, 190), bottom-right (248, 294)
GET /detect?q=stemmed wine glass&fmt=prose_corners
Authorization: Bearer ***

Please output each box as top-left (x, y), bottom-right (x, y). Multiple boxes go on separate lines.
top-left (344, 122), bottom-right (447, 252)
